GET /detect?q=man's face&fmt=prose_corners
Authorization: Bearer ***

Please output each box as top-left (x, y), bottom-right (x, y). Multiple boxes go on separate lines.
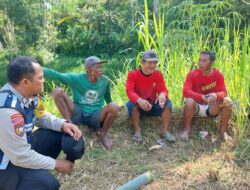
top-left (88, 63), bottom-right (102, 79)
top-left (28, 63), bottom-right (44, 96)
top-left (198, 54), bottom-right (213, 71)
top-left (141, 60), bottom-right (158, 75)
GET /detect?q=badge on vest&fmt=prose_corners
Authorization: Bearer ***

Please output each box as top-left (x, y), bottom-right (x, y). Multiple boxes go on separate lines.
top-left (14, 125), bottom-right (25, 137)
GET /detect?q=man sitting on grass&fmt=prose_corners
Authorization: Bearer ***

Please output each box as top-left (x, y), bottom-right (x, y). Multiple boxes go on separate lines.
top-left (180, 51), bottom-right (233, 141)
top-left (43, 56), bottom-right (120, 149)
top-left (126, 50), bottom-right (175, 143)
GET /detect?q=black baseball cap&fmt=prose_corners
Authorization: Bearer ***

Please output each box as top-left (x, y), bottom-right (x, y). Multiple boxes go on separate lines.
top-left (84, 56), bottom-right (107, 68)
top-left (62, 133), bottom-right (85, 162)
top-left (141, 50), bottom-right (159, 62)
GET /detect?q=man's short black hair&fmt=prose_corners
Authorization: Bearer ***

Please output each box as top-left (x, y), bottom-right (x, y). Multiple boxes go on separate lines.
top-left (7, 56), bottom-right (38, 85)
top-left (200, 51), bottom-right (216, 62)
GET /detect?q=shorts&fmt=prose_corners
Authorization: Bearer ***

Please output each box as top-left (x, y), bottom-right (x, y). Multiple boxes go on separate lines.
top-left (71, 104), bottom-right (102, 129)
top-left (126, 99), bottom-right (172, 118)
top-left (195, 104), bottom-right (218, 117)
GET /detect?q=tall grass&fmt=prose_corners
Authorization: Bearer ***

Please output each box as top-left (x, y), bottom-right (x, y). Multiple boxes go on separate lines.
top-left (111, 0), bottom-right (250, 157)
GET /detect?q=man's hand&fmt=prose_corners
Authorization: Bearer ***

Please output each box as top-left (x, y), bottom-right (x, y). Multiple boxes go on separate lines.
top-left (156, 93), bottom-right (166, 108)
top-left (207, 93), bottom-right (217, 105)
top-left (137, 98), bottom-right (152, 111)
top-left (62, 122), bottom-right (82, 140)
top-left (55, 159), bottom-right (73, 173)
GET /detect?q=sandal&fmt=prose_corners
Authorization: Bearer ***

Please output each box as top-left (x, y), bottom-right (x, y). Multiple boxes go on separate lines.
top-left (163, 131), bottom-right (176, 143)
top-left (132, 133), bottom-right (142, 143)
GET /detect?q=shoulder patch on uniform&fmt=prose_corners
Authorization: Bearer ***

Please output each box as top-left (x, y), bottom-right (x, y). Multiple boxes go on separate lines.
top-left (14, 124), bottom-right (25, 137)
top-left (10, 113), bottom-right (25, 137)
top-left (11, 113), bottom-right (24, 125)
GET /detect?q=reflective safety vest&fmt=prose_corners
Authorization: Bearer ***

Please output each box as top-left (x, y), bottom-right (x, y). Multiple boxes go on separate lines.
top-left (0, 90), bottom-right (38, 170)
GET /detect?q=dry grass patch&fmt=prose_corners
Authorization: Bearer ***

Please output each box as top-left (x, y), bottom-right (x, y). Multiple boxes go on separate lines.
top-left (55, 108), bottom-right (249, 190)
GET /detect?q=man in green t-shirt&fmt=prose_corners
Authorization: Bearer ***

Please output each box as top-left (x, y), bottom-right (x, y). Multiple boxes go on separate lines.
top-left (43, 56), bottom-right (119, 149)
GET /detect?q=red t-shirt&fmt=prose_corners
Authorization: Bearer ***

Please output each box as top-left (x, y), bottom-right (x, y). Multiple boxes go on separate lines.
top-left (183, 68), bottom-right (227, 104)
top-left (126, 69), bottom-right (168, 104)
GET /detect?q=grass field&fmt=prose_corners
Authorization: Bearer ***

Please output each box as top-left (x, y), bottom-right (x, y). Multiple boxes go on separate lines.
top-left (48, 105), bottom-right (250, 190)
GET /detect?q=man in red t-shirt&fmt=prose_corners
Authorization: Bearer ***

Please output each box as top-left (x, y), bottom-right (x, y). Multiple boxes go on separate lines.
top-left (181, 51), bottom-right (232, 141)
top-left (126, 50), bottom-right (175, 143)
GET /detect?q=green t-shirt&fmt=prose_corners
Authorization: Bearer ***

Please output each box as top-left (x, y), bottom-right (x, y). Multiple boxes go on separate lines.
top-left (43, 67), bottom-right (112, 113)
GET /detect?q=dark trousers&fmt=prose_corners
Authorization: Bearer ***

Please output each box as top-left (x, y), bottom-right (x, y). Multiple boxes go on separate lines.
top-left (0, 129), bottom-right (70, 190)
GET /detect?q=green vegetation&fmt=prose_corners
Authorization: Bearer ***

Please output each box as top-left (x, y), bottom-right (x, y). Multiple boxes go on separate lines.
top-left (0, 0), bottom-right (249, 189)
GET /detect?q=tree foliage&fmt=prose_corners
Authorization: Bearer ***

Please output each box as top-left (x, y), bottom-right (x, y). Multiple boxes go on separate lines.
top-left (0, 0), bottom-right (248, 60)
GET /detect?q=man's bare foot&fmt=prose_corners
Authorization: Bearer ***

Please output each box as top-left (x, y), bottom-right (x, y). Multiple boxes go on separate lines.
top-left (220, 132), bottom-right (233, 142)
top-left (95, 129), bottom-right (101, 136)
top-left (180, 130), bottom-right (189, 141)
top-left (132, 131), bottom-right (142, 143)
top-left (100, 134), bottom-right (112, 149)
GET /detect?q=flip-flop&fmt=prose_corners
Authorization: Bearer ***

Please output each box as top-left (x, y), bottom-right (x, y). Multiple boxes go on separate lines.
top-left (163, 132), bottom-right (176, 143)
top-left (132, 133), bottom-right (142, 143)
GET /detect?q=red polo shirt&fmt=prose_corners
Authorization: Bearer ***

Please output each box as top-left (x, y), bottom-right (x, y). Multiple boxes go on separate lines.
top-left (126, 69), bottom-right (168, 104)
top-left (183, 68), bottom-right (227, 104)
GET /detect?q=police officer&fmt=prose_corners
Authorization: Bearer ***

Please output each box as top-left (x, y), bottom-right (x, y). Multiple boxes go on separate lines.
top-left (0, 57), bottom-right (84, 190)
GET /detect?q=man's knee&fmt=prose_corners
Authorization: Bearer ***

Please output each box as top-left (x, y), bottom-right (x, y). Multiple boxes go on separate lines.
top-left (63, 134), bottom-right (85, 162)
top-left (131, 105), bottom-right (140, 113)
top-left (107, 102), bottom-right (119, 115)
top-left (164, 99), bottom-right (173, 113)
top-left (223, 97), bottom-right (233, 110)
top-left (163, 106), bottom-right (171, 115)
top-left (31, 129), bottom-right (62, 159)
top-left (184, 98), bottom-right (197, 109)
top-left (52, 87), bottom-right (64, 100)
top-left (126, 101), bottom-right (139, 118)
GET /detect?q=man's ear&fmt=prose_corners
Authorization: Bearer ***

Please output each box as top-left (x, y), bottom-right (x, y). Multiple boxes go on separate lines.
top-left (86, 67), bottom-right (90, 73)
top-left (20, 78), bottom-right (31, 87)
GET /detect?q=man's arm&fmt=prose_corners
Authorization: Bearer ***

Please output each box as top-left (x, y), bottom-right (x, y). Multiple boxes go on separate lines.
top-left (216, 73), bottom-right (227, 101)
top-left (43, 67), bottom-right (73, 86)
top-left (126, 72), bottom-right (152, 111)
top-left (34, 97), bottom-right (65, 132)
top-left (155, 72), bottom-right (169, 108)
top-left (183, 72), bottom-right (203, 102)
top-left (156, 72), bottom-right (168, 98)
top-left (35, 113), bottom-right (66, 132)
top-left (36, 112), bottom-right (81, 140)
top-left (34, 97), bottom-right (82, 140)
top-left (126, 72), bottom-right (140, 103)
top-left (0, 109), bottom-right (56, 170)
top-left (104, 80), bottom-right (112, 104)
